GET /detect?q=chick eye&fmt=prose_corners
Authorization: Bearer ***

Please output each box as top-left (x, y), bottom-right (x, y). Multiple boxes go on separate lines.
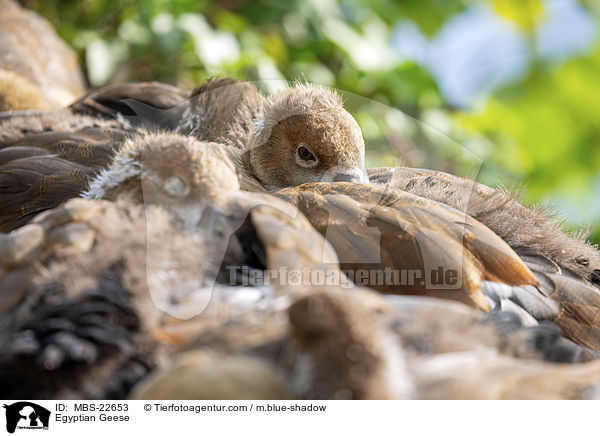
top-left (297, 146), bottom-right (315, 161)
top-left (296, 145), bottom-right (318, 168)
top-left (163, 176), bottom-right (189, 197)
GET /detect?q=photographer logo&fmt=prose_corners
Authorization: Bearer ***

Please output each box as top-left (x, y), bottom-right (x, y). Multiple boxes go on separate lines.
top-left (3, 402), bottom-right (50, 433)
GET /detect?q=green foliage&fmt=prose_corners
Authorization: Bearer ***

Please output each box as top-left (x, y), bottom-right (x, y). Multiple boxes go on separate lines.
top-left (22, 0), bottom-right (600, 244)
top-left (456, 42), bottom-right (600, 246)
top-left (458, 46), bottom-right (600, 198)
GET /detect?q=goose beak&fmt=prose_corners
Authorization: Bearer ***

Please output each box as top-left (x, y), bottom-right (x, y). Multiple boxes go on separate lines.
top-left (328, 168), bottom-right (369, 184)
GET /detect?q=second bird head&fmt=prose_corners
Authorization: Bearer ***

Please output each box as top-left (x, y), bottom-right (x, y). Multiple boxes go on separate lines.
top-left (83, 132), bottom-right (239, 233)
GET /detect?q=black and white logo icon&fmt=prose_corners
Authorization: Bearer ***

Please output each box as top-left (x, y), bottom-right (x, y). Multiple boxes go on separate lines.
top-left (3, 402), bottom-right (50, 434)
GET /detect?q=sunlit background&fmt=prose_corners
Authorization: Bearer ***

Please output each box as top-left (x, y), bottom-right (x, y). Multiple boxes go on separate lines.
top-left (22, 0), bottom-right (600, 244)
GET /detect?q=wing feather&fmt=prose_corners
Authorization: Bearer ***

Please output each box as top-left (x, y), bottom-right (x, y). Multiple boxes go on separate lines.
top-left (275, 182), bottom-right (539, 310)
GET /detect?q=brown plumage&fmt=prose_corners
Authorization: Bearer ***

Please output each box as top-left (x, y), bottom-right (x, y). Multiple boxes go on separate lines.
top-left (42, 131), bottom-right (600, 350)
top-left (0, 109), bottom-right (267, 233)
top-left (0, 195), bottom-right (321, 399)
top-left (70, 78), bottom-right (256, 147)
top-left (145, 157), bottom-right (600, 358)
top-left (0, 0), bottom-right (85, 110)
top-left (0, 199), bottom-right (171, 399)
top-left (0, 112), bottom-right (129, 232)
top-left (90, 133), bottom-right (543, 317)
top-left (273, 181), bottom-right (538, 311)
top-left (0, 78), bottom-right (369, 230)
top-left (2, 109), bottom-right (598, 352)
top-left (0, 195), bottom-right (293, 399)
top-left (369, 166), bottom-right (600, 284)
top-left (246, 83), bottom-right (367, 188)
top-left (0, 136), bottom-right (342, 399)
top-left (0, 110), bottom-right (123, 145)
top-left (5, 137), bottom-right (596, 399)
top-left (177, 77), bottom-right (266, 149)
top-left (285, 289), bottom-right (600, 399)
top-left (70, 81), bottom-right (188, 131)
top-left (130, 284), bottom-right (600, 400)
top-left (81, 131), bottom-right (340, 280)
top-left (81, 134), bottom-right (241, 219)
top-left (369, 166), bottom-right (600, 350)
top-left (132, 286), bottom-right (398, 400)
top-left (10, 131), bottom-right (338, 295)
top-left (0, 124), bottom-right (335, 282)
top-left (284, 288), bottom-right (404, 399)
top-left (71, 77), bottom-right (369, 188)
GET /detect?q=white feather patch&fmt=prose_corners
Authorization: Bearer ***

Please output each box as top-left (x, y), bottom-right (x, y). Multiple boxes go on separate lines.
top-left (81, 138), bottom-right (142, 199)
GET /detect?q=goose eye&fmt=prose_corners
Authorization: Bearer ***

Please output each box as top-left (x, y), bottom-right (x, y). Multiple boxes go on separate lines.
top-left (296, 145), bottom-right (319, 169)
top-left (297, 146), bottom-right (316, 162)
top-left (164, 176), bottom-right (189, 197)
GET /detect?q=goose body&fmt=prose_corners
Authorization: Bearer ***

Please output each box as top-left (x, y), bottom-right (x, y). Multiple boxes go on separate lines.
top-left (0, 136), bottom-right (338, 399)
top-left (368, 167), bottom-right (600, 350)
top-left (0, 77), bottom-right (371, 230)
top-left (2, 134), bottom-right (600, 399)
top-left (0, 112), bottom-right (130, 232)
top-left (131, 286), bottom-right (600, 400)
